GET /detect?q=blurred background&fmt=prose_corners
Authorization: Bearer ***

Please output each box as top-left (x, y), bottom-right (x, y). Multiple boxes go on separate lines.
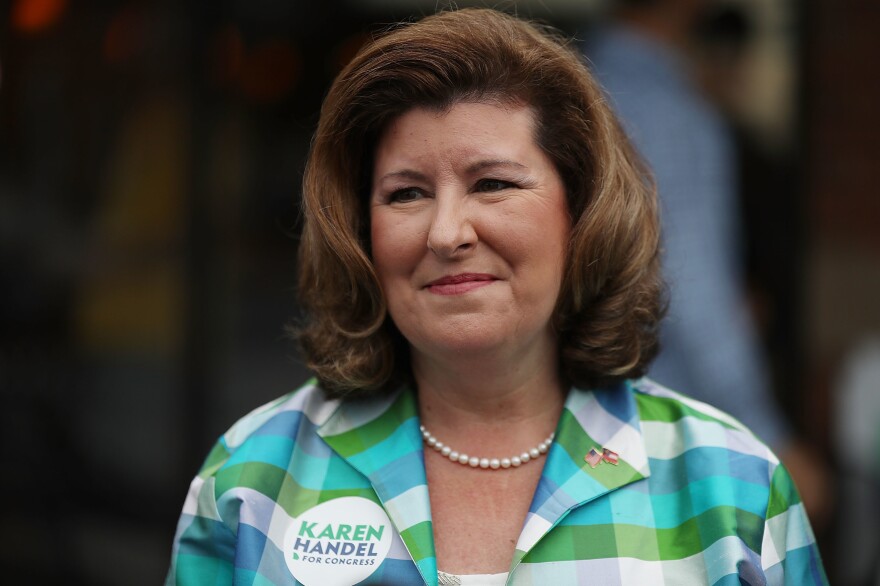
top-left (1, 0), bottom-right (877, 583)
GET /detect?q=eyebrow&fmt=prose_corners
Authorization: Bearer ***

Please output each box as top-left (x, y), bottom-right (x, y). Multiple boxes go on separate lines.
top-left (376, 159), bottom-right (528, 184)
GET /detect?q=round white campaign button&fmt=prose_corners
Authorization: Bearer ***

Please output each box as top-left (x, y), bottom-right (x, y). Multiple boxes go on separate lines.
top-left (283, 497), bottom-right (393, 586)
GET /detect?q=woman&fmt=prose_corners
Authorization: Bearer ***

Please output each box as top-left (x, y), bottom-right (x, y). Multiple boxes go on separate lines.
top-left (168, 9), bottom-right (826, 585)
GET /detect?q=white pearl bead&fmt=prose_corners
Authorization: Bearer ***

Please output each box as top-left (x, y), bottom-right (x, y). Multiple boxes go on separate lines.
top-left (419, 423), bottom-right (552, 472)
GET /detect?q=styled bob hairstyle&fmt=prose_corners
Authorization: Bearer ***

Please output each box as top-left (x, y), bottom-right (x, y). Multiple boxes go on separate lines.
top-left (297, 8), bottom-right (664, 397)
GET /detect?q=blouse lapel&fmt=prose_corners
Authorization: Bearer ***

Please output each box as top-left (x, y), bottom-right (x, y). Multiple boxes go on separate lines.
top-left (510, 382), bottom-right (651, 572)
top-left (318, 388), bottom-right (438, 586)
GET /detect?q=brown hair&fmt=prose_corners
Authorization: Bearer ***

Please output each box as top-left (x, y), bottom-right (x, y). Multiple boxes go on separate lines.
top-left (296, 8), bottom-right (664, 396)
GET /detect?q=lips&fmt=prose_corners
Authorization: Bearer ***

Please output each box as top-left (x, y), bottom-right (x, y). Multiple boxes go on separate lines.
top-left (425, 273), bottom-right (498, 295)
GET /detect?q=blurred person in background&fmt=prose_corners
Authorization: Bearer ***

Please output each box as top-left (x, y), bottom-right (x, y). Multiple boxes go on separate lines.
top-left (167, 8), bottom-right (825, 585)
top-left (583, 0), bottom-right (831, 528)
top-left (833, 337), bottom-right (880, 585)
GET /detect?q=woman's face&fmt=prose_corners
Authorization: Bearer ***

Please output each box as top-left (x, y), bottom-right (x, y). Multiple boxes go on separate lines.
top-left (369, 102), bottom-right (571, 363)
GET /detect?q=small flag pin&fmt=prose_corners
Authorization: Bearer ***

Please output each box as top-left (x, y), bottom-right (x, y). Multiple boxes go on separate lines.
top-left (585, 446), bottom-right (620, 468)
top-left (585, 446), bottom-right (603, 468)
top-left (602, 447), bottom-right (619, 465)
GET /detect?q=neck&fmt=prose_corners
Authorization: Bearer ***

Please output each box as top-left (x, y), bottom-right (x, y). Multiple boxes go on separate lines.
top-left (411, 339), bottom-right (566, 447)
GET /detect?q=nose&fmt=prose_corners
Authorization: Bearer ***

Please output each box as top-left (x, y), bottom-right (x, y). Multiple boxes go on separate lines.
top-left (426, 193), bottom-right (477, 258)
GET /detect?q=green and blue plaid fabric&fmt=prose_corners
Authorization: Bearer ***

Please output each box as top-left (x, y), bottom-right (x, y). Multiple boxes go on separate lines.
top-left (167, 378), bottom-right (827, 585)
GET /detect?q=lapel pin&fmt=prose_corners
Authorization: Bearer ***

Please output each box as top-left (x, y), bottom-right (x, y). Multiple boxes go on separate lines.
top-left (585, 447), bottom-right (603, 468)
top-left (602, 447), bottom-right (619, 465)
top-left (585, 446), bottom-right (620, 468)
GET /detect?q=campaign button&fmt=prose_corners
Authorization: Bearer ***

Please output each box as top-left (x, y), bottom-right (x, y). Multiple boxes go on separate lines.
top-left (283, 497), bottom-right (393, 585)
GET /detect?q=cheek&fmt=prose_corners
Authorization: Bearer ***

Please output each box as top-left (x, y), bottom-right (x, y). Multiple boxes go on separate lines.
top-left (509, 219), bottom-right (570, 306)
top-left (370, 212), bottom-right (425, 279)
top-left (497, 210), bottom-right (569, 272)
top-left (369, 217), bottom-right (391, 273)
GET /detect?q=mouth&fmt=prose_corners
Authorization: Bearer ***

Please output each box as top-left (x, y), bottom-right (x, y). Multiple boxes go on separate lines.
top-left (424, 273), bottom-right (498, 295)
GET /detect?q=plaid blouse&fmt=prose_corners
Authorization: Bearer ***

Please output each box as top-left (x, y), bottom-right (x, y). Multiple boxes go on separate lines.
top-left (167, 378), bottom-right (827, 585)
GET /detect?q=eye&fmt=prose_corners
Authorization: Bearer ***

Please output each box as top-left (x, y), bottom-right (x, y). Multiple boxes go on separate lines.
top-left (475, 178), bottom-right (515, 192)
top-left (388, 187), bottom-right (425, 203)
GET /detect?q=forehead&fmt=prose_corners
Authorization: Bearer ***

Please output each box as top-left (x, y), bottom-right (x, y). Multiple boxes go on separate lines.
top-left (373, 102), bottom-right (540, 169)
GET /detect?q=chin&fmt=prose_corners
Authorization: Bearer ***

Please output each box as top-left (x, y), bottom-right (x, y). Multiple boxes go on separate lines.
top-left (406, 326), bottom-right (512, 358)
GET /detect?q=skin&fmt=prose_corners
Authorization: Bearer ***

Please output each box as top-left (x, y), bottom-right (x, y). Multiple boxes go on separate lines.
top-left (370, 102), bottom-right (571, 574)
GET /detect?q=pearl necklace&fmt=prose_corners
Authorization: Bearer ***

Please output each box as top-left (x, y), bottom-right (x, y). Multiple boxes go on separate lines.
top-left (419, 424), bottom-right (555, 470)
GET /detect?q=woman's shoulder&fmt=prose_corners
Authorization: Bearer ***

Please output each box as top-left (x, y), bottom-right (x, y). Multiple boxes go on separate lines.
top-left (195, 379), bottom-right (342, 478)
top-left (629, 377), bottom-right (779, 467)
top-left (628, 378), bottom-right (802, 534)
top-left (620, 379), bottom-right (824, 583)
